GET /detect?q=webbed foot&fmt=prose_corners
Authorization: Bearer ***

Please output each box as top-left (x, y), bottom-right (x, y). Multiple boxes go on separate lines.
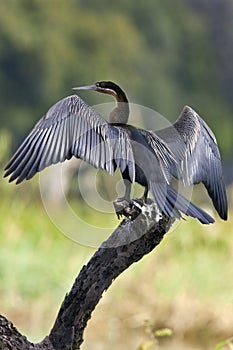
top-left (113, 197), bottom-right (150, 221)
top-left (113, 198), bottom-right (130, 219)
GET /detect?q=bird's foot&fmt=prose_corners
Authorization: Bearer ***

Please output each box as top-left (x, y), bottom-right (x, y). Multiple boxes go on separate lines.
top-left (113, 197), bottom-right (167, 223)
top-left (113, 197), bottom-right (142, 221)
top-left (113, 197), bottom-right (130, 219)
top-left (113, 197), bottom-right (153, 221)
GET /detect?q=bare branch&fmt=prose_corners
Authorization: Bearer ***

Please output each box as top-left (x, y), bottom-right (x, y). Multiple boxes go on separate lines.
top-left (0, 200), bottom-right (175, 350)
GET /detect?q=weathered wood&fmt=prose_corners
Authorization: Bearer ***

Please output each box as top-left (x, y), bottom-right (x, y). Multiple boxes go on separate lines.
top-left (0, 315), bottom-right (52, 349)
top-left (0, 200), bottom-right (174, 350)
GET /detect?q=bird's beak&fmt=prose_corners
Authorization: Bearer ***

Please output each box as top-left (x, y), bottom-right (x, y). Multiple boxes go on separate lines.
top-left (72, 84), bottom-right (97, 91)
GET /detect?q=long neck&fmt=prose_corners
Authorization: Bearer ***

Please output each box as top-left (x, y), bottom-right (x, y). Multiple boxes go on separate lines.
top-left (109, 102), bottom-right (129, 124)
top-left (108, 87), bottom-right (129, 124)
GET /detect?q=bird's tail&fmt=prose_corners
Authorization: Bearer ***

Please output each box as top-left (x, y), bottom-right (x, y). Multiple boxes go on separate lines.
top-left (150, 182), bottom-right (214, 224)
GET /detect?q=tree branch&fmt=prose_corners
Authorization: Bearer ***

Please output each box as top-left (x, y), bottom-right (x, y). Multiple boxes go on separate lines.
top-left (0, 200), bottom-right (174, 350)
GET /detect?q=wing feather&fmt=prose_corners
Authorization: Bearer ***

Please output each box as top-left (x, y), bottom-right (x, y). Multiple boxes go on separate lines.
top-left (155, 106), bottom-right (228, 220)
top-left (4, 95), bottom-right (135, 184)
top-left (139, 129), bottom-right (177, 184)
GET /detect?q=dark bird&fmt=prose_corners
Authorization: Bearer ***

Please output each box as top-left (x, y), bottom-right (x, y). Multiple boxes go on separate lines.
top-left (4, 81), bottom-right (228, 223)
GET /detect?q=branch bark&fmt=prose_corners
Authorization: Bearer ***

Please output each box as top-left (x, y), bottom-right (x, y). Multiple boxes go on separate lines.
top-left (0, 200), bottom-right (175, 350)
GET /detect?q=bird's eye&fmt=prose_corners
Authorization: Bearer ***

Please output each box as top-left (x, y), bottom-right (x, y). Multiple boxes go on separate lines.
top-left (96, 82), bottom-right (100, 87)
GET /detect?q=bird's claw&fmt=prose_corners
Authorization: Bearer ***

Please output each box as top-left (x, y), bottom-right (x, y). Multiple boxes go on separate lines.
top-left (113, 197), bottom-right (148, 221)
top-left (113, 198), bottom-right (131, 219)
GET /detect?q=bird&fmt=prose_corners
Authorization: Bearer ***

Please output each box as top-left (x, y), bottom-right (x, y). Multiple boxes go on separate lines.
top-left (4, 81), bottom-right (228, 224)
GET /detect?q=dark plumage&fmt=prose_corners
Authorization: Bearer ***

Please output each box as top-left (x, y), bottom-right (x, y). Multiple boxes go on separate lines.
top-left (4, 81), bottom-right (228, 223)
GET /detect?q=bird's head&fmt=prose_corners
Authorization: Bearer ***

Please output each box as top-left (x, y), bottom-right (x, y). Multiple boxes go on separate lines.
top-left (73, 81), bottom-right (128, 103)
top-left (73, 81), bottom-right (129, 124)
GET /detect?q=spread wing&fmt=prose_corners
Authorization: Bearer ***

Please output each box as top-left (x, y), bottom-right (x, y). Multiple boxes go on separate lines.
top-left (139, 128), bottom-right (177, 185)
top-left (4, 95), bottom-right (135, 184)
top-left (155, 106), bottom-right (228, 220)
top-left (135, 128), bottom-right (214, 224)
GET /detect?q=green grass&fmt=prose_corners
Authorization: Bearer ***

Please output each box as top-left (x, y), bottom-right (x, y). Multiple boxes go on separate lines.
top-left (0, 174), bottom-right (232, 349)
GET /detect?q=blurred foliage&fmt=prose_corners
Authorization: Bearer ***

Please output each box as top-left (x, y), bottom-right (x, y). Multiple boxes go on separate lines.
top-left (0, 167), bottom-right (233, 348)
top-left (215, 337), bottom-right (233, 350)
top-left (0, 3), bottom-right (233, 347)
top-left (0, 0), bottom-right (232, 159)
top-left (0, 130), bottom-right (233, 348)
top-left (138, 323), bottom-right (173, 350)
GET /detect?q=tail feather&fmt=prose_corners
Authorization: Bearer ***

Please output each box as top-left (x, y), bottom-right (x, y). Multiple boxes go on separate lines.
top-left (150, 182), bottom-right (215, 224)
